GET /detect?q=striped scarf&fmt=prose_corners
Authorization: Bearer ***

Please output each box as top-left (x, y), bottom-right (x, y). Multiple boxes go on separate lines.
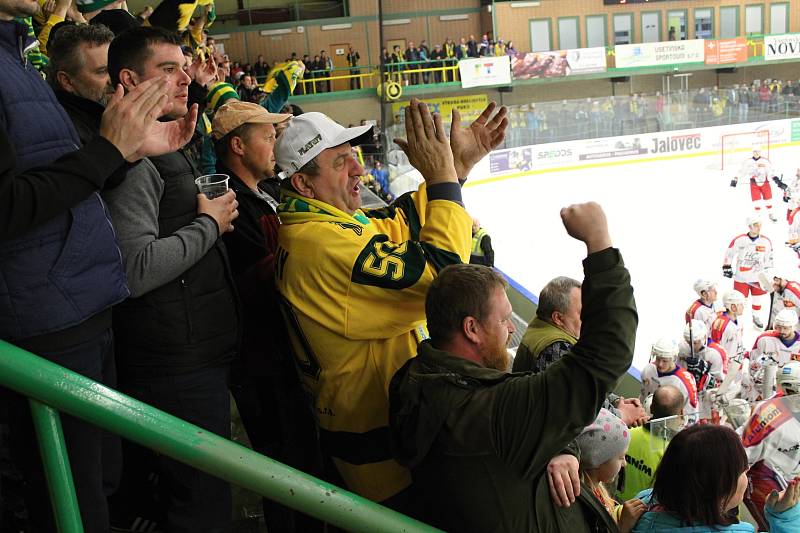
top-left (278, 188), bottom-right (370, 226)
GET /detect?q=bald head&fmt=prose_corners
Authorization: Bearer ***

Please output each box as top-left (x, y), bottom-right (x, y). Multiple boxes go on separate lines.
top-left (651, 385), bottom-right (684, 419)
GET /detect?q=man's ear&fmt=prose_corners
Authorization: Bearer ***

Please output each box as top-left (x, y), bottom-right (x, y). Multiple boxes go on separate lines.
top-left (118, 68), bottom-right (139, 90)
top-left (551, 310), bottom-right (565, 329)
top-left (290, 173), bottom-right (314, 198)
top-left (55, 71), bottom-right (74, 94)
top-left (462, 316), bottom-right (481, 345)
top-left (231, 136), bottom-right (246, 157)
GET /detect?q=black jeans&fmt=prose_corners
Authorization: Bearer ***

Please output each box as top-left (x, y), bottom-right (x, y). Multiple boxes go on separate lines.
top-left (117, 364), bottom-right (232, 533)
top-left (3, 328), bottom-right (121, 533)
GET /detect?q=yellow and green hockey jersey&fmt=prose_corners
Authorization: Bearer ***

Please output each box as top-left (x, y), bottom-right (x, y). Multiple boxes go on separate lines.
top-left (275, 183), bottom-right (471, 502)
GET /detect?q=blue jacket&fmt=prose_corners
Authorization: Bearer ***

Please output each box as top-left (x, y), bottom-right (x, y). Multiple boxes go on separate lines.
top-left (633, 489), bottom-right (800, 533)
top-left (0, 20), bottom-right (128, 341)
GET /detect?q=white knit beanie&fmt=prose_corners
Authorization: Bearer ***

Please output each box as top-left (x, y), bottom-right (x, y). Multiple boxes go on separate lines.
top-left (576, 408), bottom-right (630, 468)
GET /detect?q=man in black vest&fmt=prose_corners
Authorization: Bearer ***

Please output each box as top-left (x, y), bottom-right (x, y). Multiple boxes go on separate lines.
top-left (0, 1), bottom-right (195, 531)
top-left (106, 26), bottom-right (240, 533)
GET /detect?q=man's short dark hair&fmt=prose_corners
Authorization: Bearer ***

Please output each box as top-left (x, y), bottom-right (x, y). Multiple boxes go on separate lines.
top-left (48, 23), bottom-right (114, 90)
top-left (426, 264), bottom-right (508, 347)
top-left (535, 276), bottom-right (581, 323)
top-left (108, 26), bottom-right (181, 86)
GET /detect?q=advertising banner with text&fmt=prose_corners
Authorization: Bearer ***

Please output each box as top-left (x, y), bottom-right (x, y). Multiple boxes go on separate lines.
top-left (615, 39), bottom-right (705, 68)
top-left (511, 47), bottom-right (606, 80)
top-left (459, 55), bottom-right (512, 89)
top-left (765, 34), bottom-right (800, 61)
top-left (391, 95), bottom-right (489, 123)
top-left (704, 38), bottom-right (748, 64)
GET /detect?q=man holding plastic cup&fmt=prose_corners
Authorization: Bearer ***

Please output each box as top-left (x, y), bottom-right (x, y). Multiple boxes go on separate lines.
top-left (102, 26), bottom-right (241, 531)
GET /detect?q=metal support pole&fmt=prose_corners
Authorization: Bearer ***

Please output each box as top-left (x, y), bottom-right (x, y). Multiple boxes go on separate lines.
top-left (378, 0), bottom-right (387, 164)
top-left (29, 399), bottom-right (83, 533)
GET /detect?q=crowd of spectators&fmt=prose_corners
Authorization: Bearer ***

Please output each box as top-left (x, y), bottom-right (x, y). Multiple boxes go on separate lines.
top-left (7, 0), bottom-right (800, 531)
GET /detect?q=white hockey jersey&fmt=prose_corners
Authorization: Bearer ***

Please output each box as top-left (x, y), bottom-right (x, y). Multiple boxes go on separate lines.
top-left (750, 330), bottom-right (800, 366)
top-left (678, 340), bottom-right (729, 382)
top-left (778, 281), bottom-right (800, 311)
top-left (640, 363), bottom-right (698, 417)
top-left (685, 299), bottom-right (716, 334)
top-left (723, 233), bottom-right (773, 284)
top-left (739, 156), bottom-right (774, 185)
top-left (738, 394), bottom-right (800, 489)
top-left (712, 312), bottom-right (745, 361)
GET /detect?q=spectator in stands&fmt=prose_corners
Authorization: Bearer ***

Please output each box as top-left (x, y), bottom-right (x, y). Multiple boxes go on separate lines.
top-left (430, 43), bottom-right (446, 83)
top-left (469, 217), bottom-right (494, 267)
top-left (273, 99), bottom-right (506, 511)
top-left (237, 74), bottom-right (262, 103)
top-left (389, 202), bottom-right (638, 531)
top-left (618, 385), bottom-right (683, 501)
top-left (368, 159), bottom-right (390, 195)
top-left (253, 53), bottom-right (268, 80)
top-left (668, 26), bottom-right (676, 41)
top-left (49, 23), bottom-right (116, 142)
top-left (347, 45), bottom-right (360, 89)
top-left (513, 276), bottom-right (582, 373)
top-left (0, 0), bottom-right (196, 530)
top-left (390, 44), bottom-right (404, 82)
top-left (467, 33), bottom-right (478, 57)
top-left (210, 101), bottom-right (324, 532)
top-left (320, 49), bottom-right (332, 92)
top-left (419, 39), bottom-right (430, 83)
top-left (106, 26), bottom-right (240, 532)
top-left (479, 33), bottom-right (489, 56)
top-left (633, 424), bottom-right (800, 532)
top-left (514, 275), bottom-right (647, 426)
top-left (506, 40), bottom-right (516, 56)
top-left (405, 41), bottom-right (420, 85)
top-left (576, 408), bottom-right (645, 533)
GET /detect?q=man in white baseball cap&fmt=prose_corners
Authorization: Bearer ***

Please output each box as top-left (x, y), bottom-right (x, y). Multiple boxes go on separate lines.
top-left (272, 98), bottom-right (507, 510)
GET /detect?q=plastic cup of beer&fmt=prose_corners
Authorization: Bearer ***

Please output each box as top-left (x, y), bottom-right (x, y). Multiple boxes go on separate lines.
top-left (195, 174), bottom-right (229, 199)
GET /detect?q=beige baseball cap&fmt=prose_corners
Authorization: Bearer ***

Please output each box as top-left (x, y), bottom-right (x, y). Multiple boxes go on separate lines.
top-left (211, 100), bottom-right (291, 140)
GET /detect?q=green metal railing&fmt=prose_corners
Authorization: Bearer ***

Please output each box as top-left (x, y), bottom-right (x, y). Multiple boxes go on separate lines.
top-left (0, 339), bottom-right (441, 533)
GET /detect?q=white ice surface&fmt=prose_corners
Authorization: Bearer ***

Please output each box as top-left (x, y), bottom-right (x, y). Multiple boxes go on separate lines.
top-left (462, 145), bottom-right (800, 374)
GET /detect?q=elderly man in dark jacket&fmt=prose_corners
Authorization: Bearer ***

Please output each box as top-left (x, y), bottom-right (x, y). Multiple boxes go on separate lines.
top-left (389, 202), bottom-right (637, 533)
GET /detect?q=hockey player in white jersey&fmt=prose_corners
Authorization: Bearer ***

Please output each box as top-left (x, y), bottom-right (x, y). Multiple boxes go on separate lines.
top-left (750, 310), bottom-right (800, 396)
top-left (711, 290), bottom-right (746, 361)
top-left (723, 217), bottom-right (774, 328)
top-left (784, 168), bottom-right (800, 224)
top-left (730, 148), bottom-right (787, 222)
top-left (685, 279), bottom-right (717, 333)
top-left (641, 338), bottom-right (698, 419)
top-left (739, 361), bottom-right (800, 530)
top-left (769, 274), bottom-right (800, 329)
top-left (679, 319), bottom-right (728, 386)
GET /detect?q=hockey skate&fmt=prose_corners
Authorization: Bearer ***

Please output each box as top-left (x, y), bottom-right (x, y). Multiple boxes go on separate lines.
top-left (753, 315), bottom-right (764, 329)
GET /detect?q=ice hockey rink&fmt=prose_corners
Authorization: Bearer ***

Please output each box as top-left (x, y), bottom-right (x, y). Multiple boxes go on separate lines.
top-left (459, 121), bottom-right (800, 373)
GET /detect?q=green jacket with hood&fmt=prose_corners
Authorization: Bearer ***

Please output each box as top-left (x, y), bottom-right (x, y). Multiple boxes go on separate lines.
top-left (388, 247), bottom-right (637, 532)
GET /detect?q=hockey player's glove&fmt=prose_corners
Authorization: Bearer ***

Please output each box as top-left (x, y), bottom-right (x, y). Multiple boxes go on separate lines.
top-left (730, 178), bottom-right (738, 187)
top-left (792, 243), bottom-right (800, 253)
top-left (784, 189), bottom-right (791, 203)
top-left (774, 175), bottom-right (789, 190)
top-left (722, 265), bottom-right (733, 278)
top-left (685, 356), bottom-right (711, 385)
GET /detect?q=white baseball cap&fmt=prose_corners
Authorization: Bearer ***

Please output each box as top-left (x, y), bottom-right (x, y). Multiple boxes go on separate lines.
top-left (275, 112), bottom-right (373, 178)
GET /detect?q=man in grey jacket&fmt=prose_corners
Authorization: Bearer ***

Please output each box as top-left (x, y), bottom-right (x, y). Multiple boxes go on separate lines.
top-left (103, 26), bottom-right (240, 532)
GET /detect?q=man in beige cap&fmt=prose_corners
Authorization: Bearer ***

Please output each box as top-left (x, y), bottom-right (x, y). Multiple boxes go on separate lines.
top-left (211, 101), bottom-right (324, 531)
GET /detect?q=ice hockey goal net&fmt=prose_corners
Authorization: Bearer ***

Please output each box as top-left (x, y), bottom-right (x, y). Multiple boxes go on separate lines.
top-left (720, 130), bottom-right (770, 172)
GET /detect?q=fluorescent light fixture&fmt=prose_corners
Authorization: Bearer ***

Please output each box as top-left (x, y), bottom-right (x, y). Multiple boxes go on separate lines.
top-left (439, 14), bottom-right (469, 21)
top-left (260, 28), bottom-right (292, 36)
top-left (321, 23), bottom-right (352, 30)
top-left (210, 33), bottom-right (230, 40)
top-left (510, 1), bottom-right (541, 7)
top-left (382, 18), bottom-right (411, 26)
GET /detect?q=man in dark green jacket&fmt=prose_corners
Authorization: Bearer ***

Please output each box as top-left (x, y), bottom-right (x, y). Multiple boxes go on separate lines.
top-left (389, 202), bottom-right (637, 532)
